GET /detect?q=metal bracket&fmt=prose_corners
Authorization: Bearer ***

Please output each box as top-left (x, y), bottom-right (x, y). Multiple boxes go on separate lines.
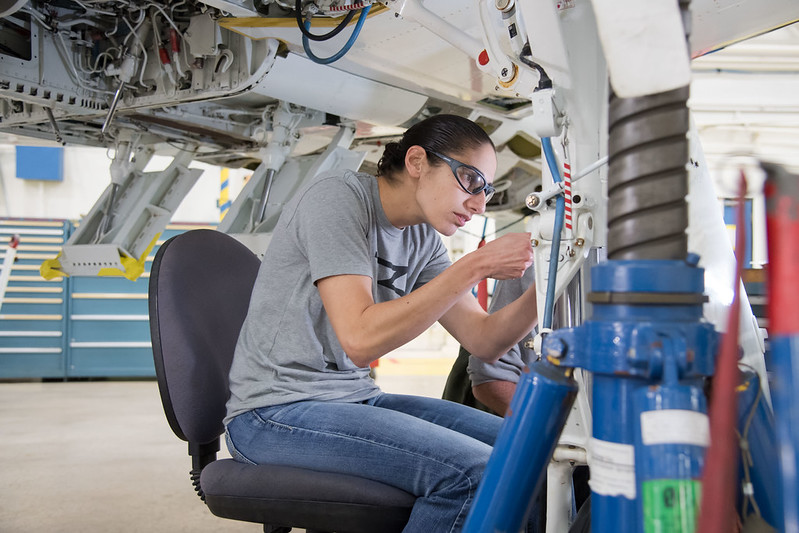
top-left (531, 209), bottom-right (594, 331)
top-left (531, 88), bottom-right (565, 138)
top-left (219, 124), bottom-right (365, 256)
top-left (382, 0), bottom-right (484, 58)
top-left (41, 144), bottom-right (202, 280)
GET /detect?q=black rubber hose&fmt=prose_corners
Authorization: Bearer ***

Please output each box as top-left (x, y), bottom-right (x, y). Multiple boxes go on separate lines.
top-left (295, 0), bottom-right (357, 42)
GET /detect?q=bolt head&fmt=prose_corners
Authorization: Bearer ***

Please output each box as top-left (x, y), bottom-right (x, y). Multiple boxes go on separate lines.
top-left (546, 337), bottom-right (568, 358)
top-left (523, 338), bottom-right (535, 350)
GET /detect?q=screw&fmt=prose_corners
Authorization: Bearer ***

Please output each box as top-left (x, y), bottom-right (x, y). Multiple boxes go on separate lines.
top-left (531, 239), bottom-right (539, 247)
top-left (575, 238), bottom-right (585, 247)
top-left (524, 338), bottom-right (535, 350)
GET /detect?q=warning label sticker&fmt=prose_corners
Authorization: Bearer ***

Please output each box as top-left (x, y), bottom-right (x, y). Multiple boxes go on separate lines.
top-left (588, 437), bottom-right (636, 499)
top-left (640, 410), bottom-right (710, 447)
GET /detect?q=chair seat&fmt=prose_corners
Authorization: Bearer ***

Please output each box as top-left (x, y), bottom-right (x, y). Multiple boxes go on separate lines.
top-left (202, 459), bottom-right (415, 533)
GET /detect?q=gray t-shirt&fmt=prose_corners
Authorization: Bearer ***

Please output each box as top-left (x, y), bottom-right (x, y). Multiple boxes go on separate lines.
top-left (467, 267), bottom-right (536, 387)
top-left (225, 170), bottom-right (451, 423)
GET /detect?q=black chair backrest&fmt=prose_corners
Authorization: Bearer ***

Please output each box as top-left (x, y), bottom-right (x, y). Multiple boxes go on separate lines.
top-left (149, 229), bottom-right (260, 445)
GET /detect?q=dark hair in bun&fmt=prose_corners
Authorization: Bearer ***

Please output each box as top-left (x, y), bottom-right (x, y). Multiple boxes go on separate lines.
top-left (377, 114), bottom-right (495, 180)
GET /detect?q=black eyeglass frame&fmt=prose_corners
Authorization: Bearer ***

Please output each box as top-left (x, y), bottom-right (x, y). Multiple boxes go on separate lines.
top-left (424, 149), bottom-right (496, 202)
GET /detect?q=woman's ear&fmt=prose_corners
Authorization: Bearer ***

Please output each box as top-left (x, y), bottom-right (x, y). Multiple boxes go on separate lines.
top-left (405, 145), bottom-right (426, 179)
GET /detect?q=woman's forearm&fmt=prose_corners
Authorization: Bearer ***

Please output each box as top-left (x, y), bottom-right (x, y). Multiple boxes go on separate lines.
top-left (320, 252), bottom-right (488, 367)
top-left (461, 283), bottom-right (538, 363)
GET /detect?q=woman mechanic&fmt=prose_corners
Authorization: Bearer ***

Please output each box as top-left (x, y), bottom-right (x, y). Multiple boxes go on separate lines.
top-left (224, 114), bottom-right (540, 532)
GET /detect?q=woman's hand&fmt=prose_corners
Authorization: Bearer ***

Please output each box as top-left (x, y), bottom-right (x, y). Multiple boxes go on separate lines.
top-left (471, 232), bottom-right (534, 280)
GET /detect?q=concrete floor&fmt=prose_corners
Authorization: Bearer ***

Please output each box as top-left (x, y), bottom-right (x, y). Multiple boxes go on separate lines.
top-left (0, 359), bottom-right (453, 533)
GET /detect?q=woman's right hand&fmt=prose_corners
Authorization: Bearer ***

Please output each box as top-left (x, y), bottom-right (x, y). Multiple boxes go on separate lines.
top-left (471, 232), bottom-right (534, 280)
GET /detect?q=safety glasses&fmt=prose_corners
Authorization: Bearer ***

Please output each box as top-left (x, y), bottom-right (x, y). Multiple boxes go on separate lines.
top-left (425, 149), bottom-right (496, 202)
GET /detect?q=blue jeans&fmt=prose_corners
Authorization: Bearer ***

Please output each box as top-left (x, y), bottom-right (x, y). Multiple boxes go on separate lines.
top-left (226, 393), bottom-right (540, 532)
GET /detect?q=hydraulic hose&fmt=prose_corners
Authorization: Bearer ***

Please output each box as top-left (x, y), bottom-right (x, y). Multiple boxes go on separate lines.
top-left (541, 137), bottom-right (565, 330)
top-left (295, 0), bottom-right (356, 41)
top-left (302, 5), bottom-right (371, 65)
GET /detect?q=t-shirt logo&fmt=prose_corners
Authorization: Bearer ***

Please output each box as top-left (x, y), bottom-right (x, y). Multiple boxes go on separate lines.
top-left (376, 254), bottom-right (409, 297)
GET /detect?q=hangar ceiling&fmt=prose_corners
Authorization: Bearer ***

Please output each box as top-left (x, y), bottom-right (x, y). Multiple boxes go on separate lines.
top-left (691, 23), bottom-right (799, 181)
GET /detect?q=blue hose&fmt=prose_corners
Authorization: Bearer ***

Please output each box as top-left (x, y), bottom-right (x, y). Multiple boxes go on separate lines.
top-left (540, 137), bottom-right (565, 330)
top-left (303, 5), bottom-right (371, 65)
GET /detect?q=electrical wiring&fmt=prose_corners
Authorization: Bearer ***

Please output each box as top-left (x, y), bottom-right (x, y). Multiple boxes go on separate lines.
top-left (92, 50), bottom-right (120, 73)
top-left (4, 0), bottom-right (388, 151)
top-left (295, 0), bottom-right (356, 42)
top-left (121, 7), bottom-right (146, 49)
top-left (121, 16), bottom-right (152, 90)
top-left (129, 5), bottom-right (147, 24)
top-left (55, 31), bottom-right (116, 96)
top-left (21, 6), bottom-right (53, 31)
top-left (75, 44), bottom-right (98, 74)
top-left (735, 365), bottom-right (764, 521)
top-left (302, 4), bottom-right (371, 64)
top-left (150, 10), bottom-right (176, 86)
top-left (169, 0), bottom-right (188, 17)
top-left (58, 18), bottom-right (100, 29)
top-left (275, 0), bottom-right (296, 10)
top-left (77, 45), bottom-right (119, 75)
top-left (105, 16), bottom-right (120, 38)
top-left (70, 0), bottom-right (116, 17)
top-left (326, 1), bottom-right (372, 12)
top-left (68, 29), bottom-right (122, 76)
top-left (145, 2), bottom-right (183, 35)
top-left (519, 42), bottom-right (552, 90)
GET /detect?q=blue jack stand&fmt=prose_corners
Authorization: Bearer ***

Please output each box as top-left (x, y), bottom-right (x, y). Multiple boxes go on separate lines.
top-left (464, 257), bottom-right (718, 532)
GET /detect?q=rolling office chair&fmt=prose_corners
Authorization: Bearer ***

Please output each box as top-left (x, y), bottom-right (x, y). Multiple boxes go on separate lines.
top-left (148, 229), bottom-right (415, 533)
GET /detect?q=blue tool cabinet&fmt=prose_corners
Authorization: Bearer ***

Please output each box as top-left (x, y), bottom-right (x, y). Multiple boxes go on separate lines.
top-left (0, 219), bottom-right (214, 379)
top-left (0, 219), bottom-right (70, 378)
